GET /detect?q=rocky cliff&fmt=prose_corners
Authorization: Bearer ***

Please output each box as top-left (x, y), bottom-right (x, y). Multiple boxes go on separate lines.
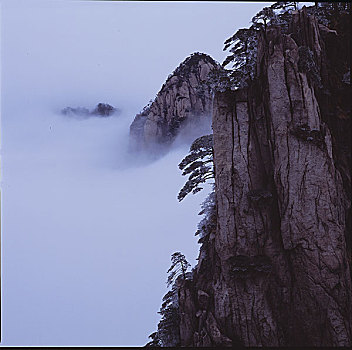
top-left (129, 53), bottom-right (218, 153)
top-left (176, 7), bottom-right (351, 347)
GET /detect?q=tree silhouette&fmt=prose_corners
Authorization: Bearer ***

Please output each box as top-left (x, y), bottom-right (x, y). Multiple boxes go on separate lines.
top-left (157, 284), bottom-right (180, 347)
top-left (222, 26), bottom-right (258, 89)
top-left (178, 134), bottom-right (214, 202)
top-left (145, 253), bottom-right (191, 347)
top-left (167, 252), bottom-right (191, 287)
top-left (196, 188), bottom-right (217, 244)
top-left (145, 331), bottom-right (161, 347)
top-left (251, 7), bottom-right (276, 31)
top-left (221, 2), bottom-right (302, 90)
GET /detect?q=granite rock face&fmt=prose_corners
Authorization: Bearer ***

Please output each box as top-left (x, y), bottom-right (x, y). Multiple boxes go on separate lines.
top-left (177, 8), bottom-right (351, 347)
top-left (129, 53), bottom-right (219, 153)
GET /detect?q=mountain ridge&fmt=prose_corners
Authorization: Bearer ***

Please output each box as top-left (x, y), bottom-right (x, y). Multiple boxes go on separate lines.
top-left (129, 52), bottom-right (219, 154)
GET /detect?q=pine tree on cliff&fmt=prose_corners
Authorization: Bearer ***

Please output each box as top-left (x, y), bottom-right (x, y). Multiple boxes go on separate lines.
top-left (251, 7), bottom-right (277, 31)
top-left (146, 286), bottom-right (180, 347)
top-left (271, 1), bottom-right (298, 12)
top-left (167, 252), bottom-right (191, 287)
top-left (196, 188), bottom-right (216, 243)
top-left (178, 134), bottom-right (214, 201)
top-left (178, 135), bottom-right (216, 246)
top-left (221, 2), bottom-right (301, 90)
top-left (146, 253), bottom-right (191, 347)
top-left (159, 253), bottom-right (191, 346)
top-left (157, 284), bottom-right (180, 347)
top-left (145, 332), bottom-right (161, 347)
top-left (222, 26), bottom-right (258, 89)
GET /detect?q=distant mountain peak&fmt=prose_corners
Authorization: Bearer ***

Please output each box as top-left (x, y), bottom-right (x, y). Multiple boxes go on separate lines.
top-left (129, 52), bottom-right (219, 154)
top-left (61, 103), bottom-right (119, 118)
top-left (170, 52), bottom-right (219, 79)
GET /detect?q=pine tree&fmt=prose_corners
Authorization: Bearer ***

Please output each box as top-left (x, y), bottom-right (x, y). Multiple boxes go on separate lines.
top-left (167, 252), bottom-right (191, 287)
top-left (222, 27), bottom-right (258, 89)
top-left (251, 7), bottom-right (277, 31)
top-left (220, 2), bottom-right (303, 90)
top-left (145, 331), bottom-right (161, 347)
top-left (270, 1), bottom-right (298, 12)
top-left (196, 188), bottom-right (217, 243)
top-left (157, 281), bottom-right (181, 346)
top-left (178, 134), bottom-right (214, 202)
top-left (146, 253), bottom-right (191, 347)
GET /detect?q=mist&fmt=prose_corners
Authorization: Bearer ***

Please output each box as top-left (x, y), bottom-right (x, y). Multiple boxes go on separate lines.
top-left (2, 105), bottom-right (210, 346)
top-left (0, 0), bottom-right (267, 346)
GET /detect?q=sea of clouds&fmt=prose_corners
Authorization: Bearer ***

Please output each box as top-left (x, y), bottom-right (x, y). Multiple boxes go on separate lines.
top-left (0, 0), bottom-right (266, 345)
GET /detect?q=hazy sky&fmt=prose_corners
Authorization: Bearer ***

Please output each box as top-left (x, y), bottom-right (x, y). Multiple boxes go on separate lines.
top-left (1, 0), bottom-right (267, 346)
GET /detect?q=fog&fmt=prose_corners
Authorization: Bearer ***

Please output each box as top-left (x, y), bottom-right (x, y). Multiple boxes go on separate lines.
top-left (0, 0), bottom-right (266, 346)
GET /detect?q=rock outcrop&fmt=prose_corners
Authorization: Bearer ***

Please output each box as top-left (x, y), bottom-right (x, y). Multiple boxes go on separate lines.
top-left (61, 103), bottom-right (118, 117)
top-left (91, 103), bottom-right (117, 116)
top-left (129, 53), bottom-right (219, 153)
top-left (176, 7), bottom-right (351, 347)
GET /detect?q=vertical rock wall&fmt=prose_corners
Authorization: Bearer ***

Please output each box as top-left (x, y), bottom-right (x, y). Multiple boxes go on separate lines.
top-left (178, 8), bottom-right (351, 347)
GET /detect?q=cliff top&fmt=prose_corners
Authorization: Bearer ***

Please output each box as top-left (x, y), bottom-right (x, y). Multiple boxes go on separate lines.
top-left (138, 52), bottom-right (218, 117)
top-left (168, 52), bottom-right (219, 80)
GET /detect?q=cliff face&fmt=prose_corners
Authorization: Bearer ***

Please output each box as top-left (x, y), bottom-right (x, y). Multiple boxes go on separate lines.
top-left (129, 53), bottom-right (218, 153)
top-left (178, 8), bottom-right (351, 347)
